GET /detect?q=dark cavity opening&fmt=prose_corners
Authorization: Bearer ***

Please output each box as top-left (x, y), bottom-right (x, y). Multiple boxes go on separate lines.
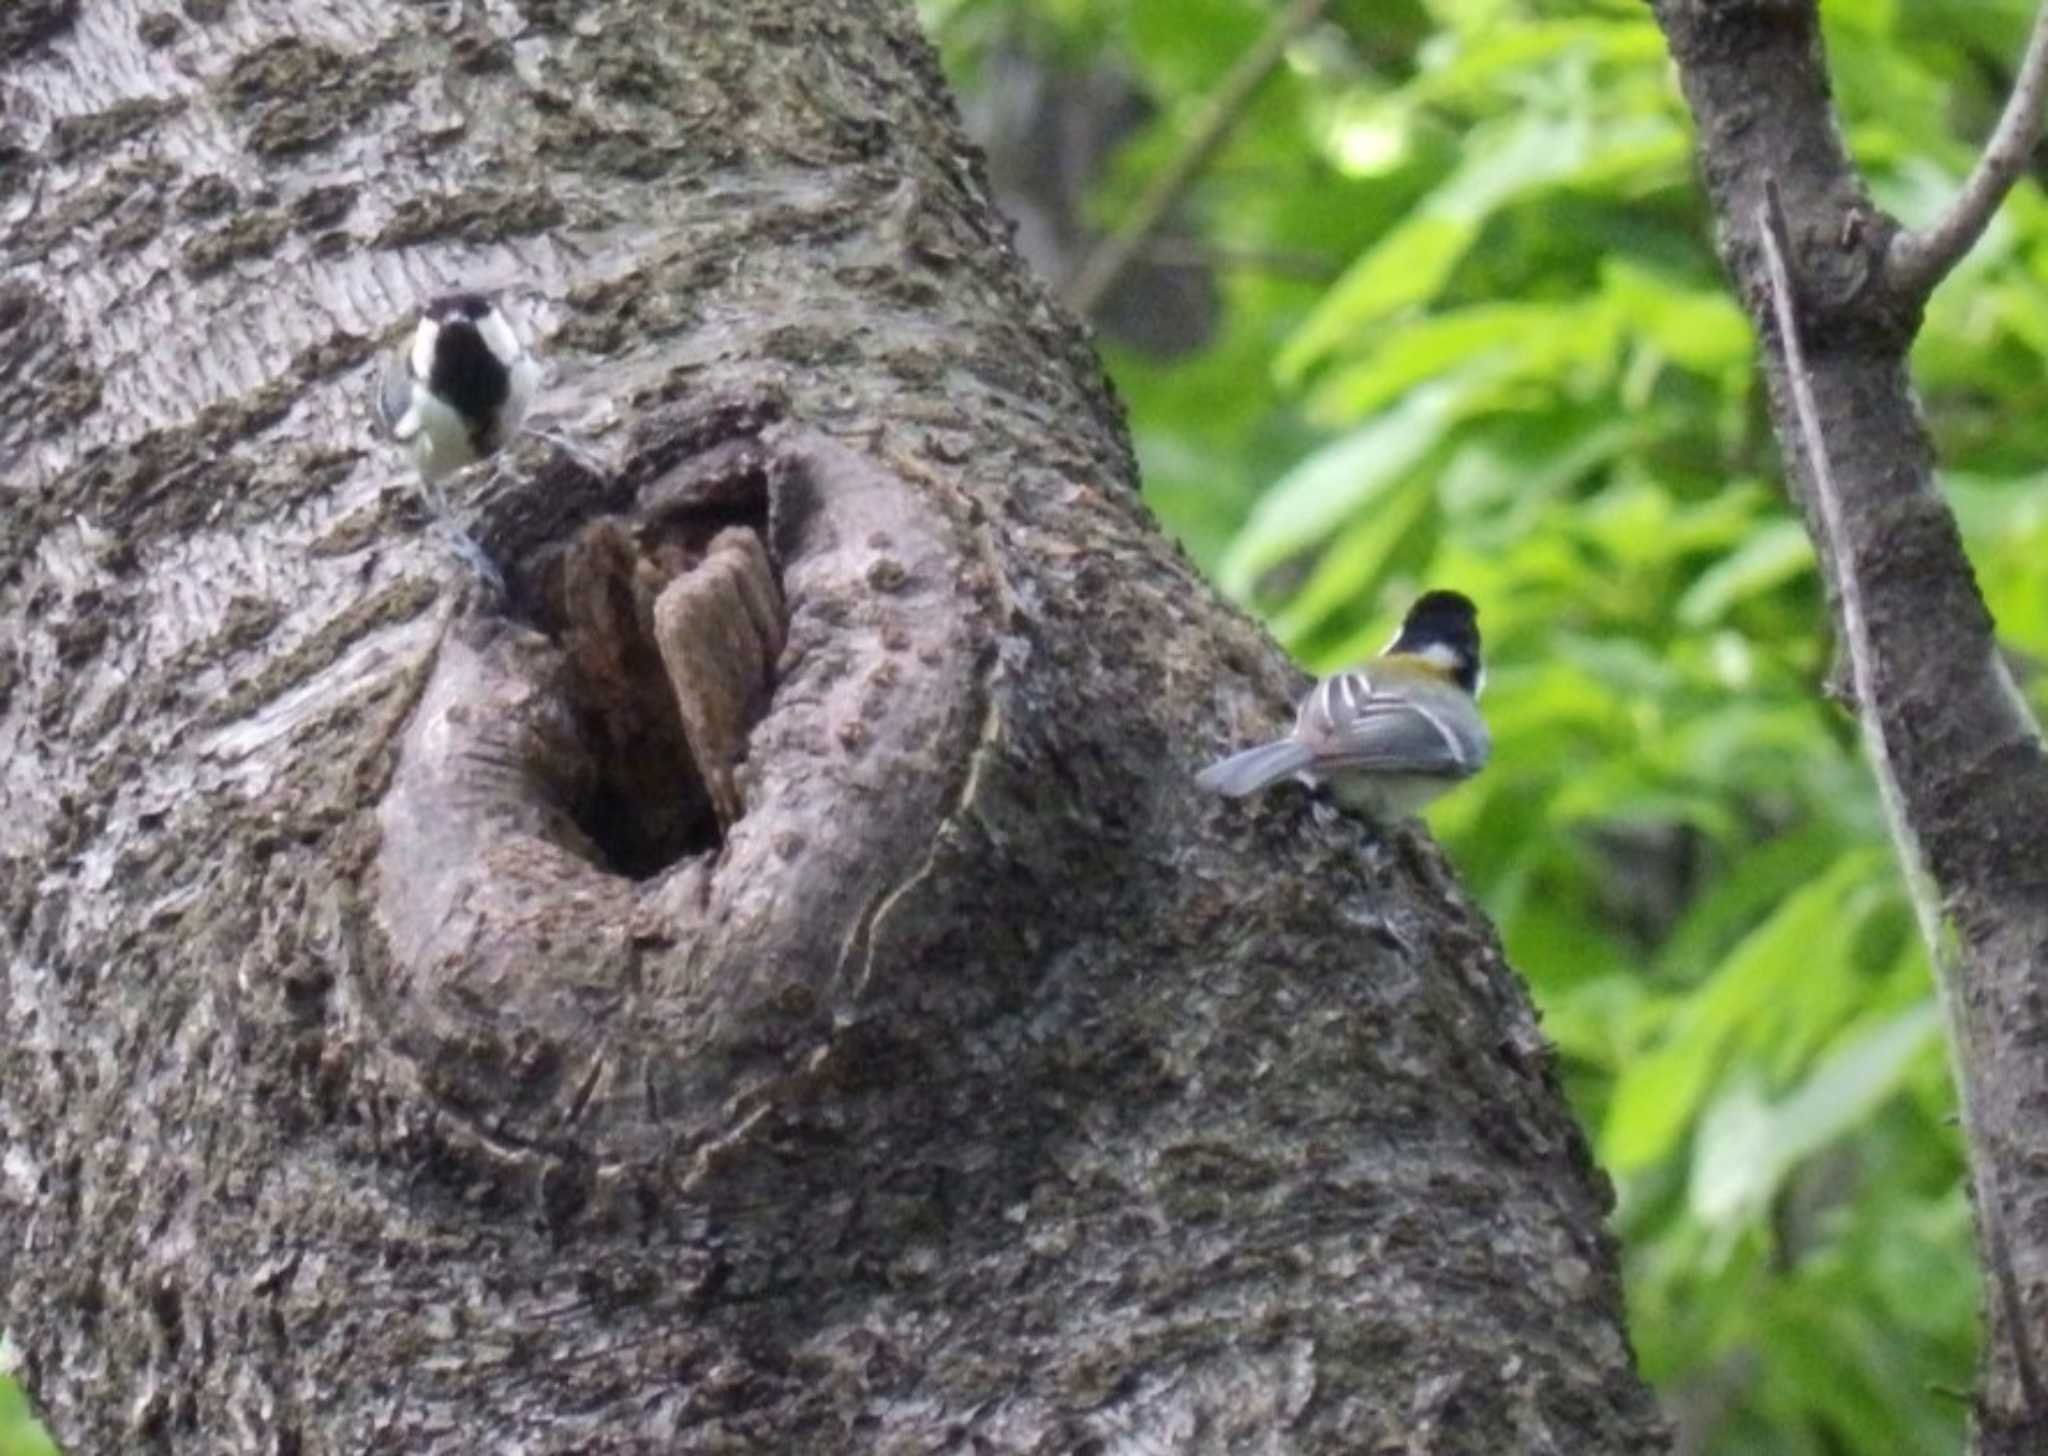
top-left (523, 429), bottom-right (779, 882)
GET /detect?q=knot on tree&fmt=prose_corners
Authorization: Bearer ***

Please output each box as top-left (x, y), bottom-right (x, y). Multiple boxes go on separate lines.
top-left (366, 411), bottom-right (981, 1200)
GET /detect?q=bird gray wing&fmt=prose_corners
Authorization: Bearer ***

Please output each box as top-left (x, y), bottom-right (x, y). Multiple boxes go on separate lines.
top-left (375, 351), bottom-right (417, 439)
top-left (1296, 674), bottom-right (1485, 778)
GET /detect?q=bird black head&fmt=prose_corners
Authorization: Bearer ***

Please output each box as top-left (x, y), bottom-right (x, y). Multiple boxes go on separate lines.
top-left (418, 293), bottom-right (514, 441)
top-left (1389, 589), bottom-right (1482, 695)
top-left (426, 292), bottom-right (497, 324)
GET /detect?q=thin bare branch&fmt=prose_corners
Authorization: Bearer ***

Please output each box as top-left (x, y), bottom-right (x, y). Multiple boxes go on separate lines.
top-left (1062, 0), bottom-right (1328, 319)
top-left (1888, 0), bottom-right (2048, 298)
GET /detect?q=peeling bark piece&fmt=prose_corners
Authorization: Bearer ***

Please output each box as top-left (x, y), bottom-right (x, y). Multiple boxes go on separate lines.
top-left (652, 526), bottom-right (784, 832)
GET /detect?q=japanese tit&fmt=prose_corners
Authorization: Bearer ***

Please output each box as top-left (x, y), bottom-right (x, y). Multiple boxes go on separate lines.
top-left (1196, 589), bottom-right (1489, 820)
top-left (376, 291), bottom-right (541, 484)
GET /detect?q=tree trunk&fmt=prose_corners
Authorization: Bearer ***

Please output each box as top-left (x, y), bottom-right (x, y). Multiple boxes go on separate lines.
top-left (0, 3), bottom-right (1664, 1451)
top-left (1650, 4), bottom-right (2048, 1451)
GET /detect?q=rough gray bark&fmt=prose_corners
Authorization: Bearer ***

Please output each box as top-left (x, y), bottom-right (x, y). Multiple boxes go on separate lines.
top-left (1650, 4), bottom-right (2048, 1451)
top-left (0, 2), bottom-right (1663, 1452)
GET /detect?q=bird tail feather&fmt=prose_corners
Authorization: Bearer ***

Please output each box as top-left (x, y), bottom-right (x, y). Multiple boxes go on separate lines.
top-left (1195, 739), bottom-right (1314, 798)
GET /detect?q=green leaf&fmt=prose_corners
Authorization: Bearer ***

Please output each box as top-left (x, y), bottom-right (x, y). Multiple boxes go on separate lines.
top-left (1602, 853), bottom-right (1885, 1171)
top-left (1688, 1079), bottom-right (1776, 1227)
top-left (1602, 258), bottom-right (1754, 374)
top-left (1402, 16), bottom-right (1670, 110)
top-left (1677, 522), bottom-right (1816, 626)
top-left (1303, 302), bottom-right (1567, 420)
top-left (1690, 1002), bottom-right (1939, 1228)
top-left (1278, 112), bottom-right (1592, 381)
top-left (0, 1379), bottom-right (57, 1456)
top-left (1601, 1025), bottom-right (1729, 1176)
top-left (1769, 1002), bottom-right (1943, 1169)
top-left (1274, 216), bottom-right (1477, 382)
top-left (1217, 374), bottom-right (1478, 599)
top-left (1272, 473), bottom-right (1437, 646)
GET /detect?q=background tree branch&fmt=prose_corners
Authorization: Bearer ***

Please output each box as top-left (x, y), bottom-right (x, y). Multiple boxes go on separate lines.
top-left (1062, 0), bottom-right (1328, 317)
top-left (1652, 3), bottom-right (2048, 1450)
top-left (1887, 0), bottom-right (2048, 299)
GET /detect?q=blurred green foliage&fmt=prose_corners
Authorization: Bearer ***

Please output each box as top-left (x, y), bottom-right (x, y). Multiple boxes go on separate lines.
top-left (928, 0), bottom-right (2048, 1450)
top-left (0, 1379), bottom-right (54, 1456)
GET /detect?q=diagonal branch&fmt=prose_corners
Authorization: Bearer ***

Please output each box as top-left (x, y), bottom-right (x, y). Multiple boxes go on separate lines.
top-left (1758, 173), bottom-right (2048, 1427)
top-left (1062, 0), bottom-right (1328, 319)
top-left (1888, 0), bottom-right (2048, 299)
top-left (1654, 1), bottom-right (2048, 1438)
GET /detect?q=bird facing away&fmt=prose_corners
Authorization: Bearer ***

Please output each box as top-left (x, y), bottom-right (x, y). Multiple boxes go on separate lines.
top-left (1195, 589), bottom-right (1489, 820)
